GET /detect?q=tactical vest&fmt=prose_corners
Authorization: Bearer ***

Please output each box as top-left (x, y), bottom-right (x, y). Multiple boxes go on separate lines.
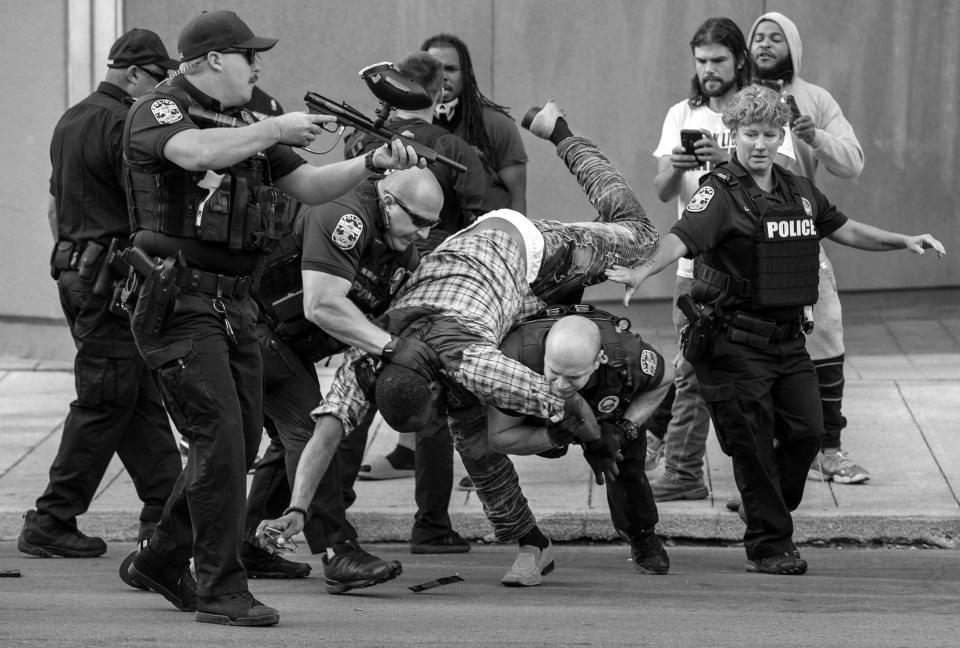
top-left (254, 189), bottom-right (418, 361)
top-left (125, 84), bottom-right (290, 252)
top-left (509, 304), bottom-right (636, 422)
top-left (695, 163), bottom-right (820, 307)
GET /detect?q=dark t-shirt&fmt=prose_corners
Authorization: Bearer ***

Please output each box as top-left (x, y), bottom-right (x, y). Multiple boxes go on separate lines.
top-left (124, 76), bottom-right (305, 274)
top-left (449, 105), bottom-right (528, 171)
top-left (49, 82), bottom-right (134, 243)
top-left (671, 157), bottom-right (847, 319)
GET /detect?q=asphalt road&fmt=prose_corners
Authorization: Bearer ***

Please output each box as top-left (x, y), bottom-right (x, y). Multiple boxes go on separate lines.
top-left (2, 541), bottom-right (958, 647)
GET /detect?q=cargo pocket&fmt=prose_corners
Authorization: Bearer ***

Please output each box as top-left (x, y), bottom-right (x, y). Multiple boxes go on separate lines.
top-left (139, 339), bottom-right (198, 433)
top-left (76, 355), bottom-right (118, 406)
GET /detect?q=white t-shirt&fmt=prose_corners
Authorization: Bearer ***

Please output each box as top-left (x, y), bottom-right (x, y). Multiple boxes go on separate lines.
top-left (654, 100), bottom-right (796, 278)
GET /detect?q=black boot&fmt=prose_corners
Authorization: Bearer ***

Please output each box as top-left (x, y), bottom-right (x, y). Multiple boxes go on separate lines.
top-left (630, 529), bottom-right (670, 575)
top-left (17, 509), bottom-right (106, 558)
top-left (241, 541), bottom-right (311, 579)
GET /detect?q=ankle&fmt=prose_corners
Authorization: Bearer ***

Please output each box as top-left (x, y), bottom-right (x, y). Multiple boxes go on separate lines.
top-left (518, 526), bottom-right (549, 551)
top-left (548, 117), bottom-right (573, 146)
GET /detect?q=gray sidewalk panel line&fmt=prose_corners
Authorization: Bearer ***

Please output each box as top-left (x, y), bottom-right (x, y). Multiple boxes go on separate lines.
top-left (0, 420), bottom-right (63, 481)
top-left (897, 380), bottom-right (960, 510)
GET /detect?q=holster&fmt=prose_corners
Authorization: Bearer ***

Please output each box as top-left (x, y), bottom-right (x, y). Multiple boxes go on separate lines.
top-left (128, 252), bottom-right (180, 335)
top-left (677, 294), bottom-right (716, 363)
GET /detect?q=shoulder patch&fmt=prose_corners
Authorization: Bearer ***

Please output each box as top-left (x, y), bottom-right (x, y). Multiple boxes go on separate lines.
top-left (686, 186), bottom-right (714, 213)
top-left (332, 214), bottom-right (364, 250)
top-left (639, 350), bottom-right (658, 376)
top-left (801, 197), bottom-right (813, 217)
top-left (150, 99), bottom-right (183, 125)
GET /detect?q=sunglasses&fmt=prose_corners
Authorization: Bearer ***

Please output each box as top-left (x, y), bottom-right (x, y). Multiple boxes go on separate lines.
top-left (137, 66), bottom-right (169, 84)
top-left (221, 48), bottom-right (257, 65)
top-left (386, 193), bottom-right (439, 229)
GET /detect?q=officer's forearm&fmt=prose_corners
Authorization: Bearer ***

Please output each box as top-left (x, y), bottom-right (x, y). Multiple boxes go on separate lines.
top-left (622, 379), bottom-right (673, 427)
top-left (275, 156), bottom-right (371, 206)
top-left (162, 121), bottom-right (285, 172)
top-left (307, 296), bottom-right (391, 356)
top-left (288, 415), bottom-right (343, 511)
top-left (47, 195), bottom-right (57, 242)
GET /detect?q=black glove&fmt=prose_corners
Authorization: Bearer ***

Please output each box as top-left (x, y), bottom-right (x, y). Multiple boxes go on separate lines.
top-left (381, 335), bottom-right (441, 381)
top-left (582, 422), bottom-right (625, 485)
top-left (545, 414), bottom-right (583, 447)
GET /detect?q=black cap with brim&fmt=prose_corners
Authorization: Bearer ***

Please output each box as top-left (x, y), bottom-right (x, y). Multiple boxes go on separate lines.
top-left (178, 10), bottom-right (278, 61)
top-left (107, 28), bottom-right (179, 70)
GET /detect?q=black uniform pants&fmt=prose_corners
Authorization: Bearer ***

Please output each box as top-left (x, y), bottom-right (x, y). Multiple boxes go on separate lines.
top-left (605, 430), bottom-right (660, 538)
top-left (694, 333), bottom-right (822, 560)
top-left (242, 323), bottom-right (362, 553)
top-left (36, 271), bottom-right (180, 528)
top-left (134, 291), bottom-right (262, 599)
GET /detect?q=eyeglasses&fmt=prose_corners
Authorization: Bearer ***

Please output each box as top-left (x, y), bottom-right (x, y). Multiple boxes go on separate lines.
top-left (386, 193), bottom-right (439, 229)
top-left (137, 66), bottom-right (169, 84)
top-left (220, 48), bottom-right (258, 65)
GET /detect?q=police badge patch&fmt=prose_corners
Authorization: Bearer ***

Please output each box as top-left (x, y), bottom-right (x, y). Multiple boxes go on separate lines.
top-left (150, 99), bottom-right (182, 125)
top-left (332, 214), bottom-right (364, 250)
top-left (640, 350), bottom-right (658, 376)
top-left (597, 396), bottom-right (620, 414)
top-left (686, 186), bottom-right (714, 213)
top-left (801, 197), bottom-right (813, 217)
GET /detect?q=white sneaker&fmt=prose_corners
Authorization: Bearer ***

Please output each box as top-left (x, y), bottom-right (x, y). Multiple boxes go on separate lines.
top-left (501, 540), bottom-right (555, 587)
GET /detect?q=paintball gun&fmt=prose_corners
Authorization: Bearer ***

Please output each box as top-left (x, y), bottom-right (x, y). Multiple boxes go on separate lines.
top-left (304, 62), bottom-right (467, 173)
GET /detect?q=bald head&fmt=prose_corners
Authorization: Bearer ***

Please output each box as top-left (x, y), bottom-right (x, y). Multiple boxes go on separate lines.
top-left (543, 316), bottom-right (602, 393)
top-left (379, 167), bottom-right (443, 220)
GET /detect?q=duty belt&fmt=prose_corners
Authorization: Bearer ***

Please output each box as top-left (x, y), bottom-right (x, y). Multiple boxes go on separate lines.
top-left (174, 266), bottom-right (251, 298)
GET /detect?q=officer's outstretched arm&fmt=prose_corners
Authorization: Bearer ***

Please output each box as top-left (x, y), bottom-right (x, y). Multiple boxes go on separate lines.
top-left (605, 232), bottom-right (689, 306)
top-left (302, 270), bottom-right (392, 356)
top-left (827, 220), bottom-right (946, 257)
top-left (255, 414), bottom-right (344, 547)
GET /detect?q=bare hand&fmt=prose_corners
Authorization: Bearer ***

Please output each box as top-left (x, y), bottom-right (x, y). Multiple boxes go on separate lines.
top-left (372, 139), bottom-right (429, 170)
top-left (790, 115), bottom-right (817, 145)
top-left (605, 264), bottom-right (647, 306)
top-left (272, 112), bottom-right (335, 146)
top-left (254, 511), bottom-right (305, 551)
top-left (906, 234), bottom-right (946, 257)
top-left (669, 144), bottom-right (701, 171)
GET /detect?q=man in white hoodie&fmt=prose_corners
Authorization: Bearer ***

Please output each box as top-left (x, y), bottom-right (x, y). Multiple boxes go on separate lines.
top-left (748, 12), bottom-right (869, 485)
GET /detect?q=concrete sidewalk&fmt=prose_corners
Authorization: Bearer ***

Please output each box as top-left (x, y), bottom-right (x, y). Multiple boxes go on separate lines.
top-left (1, 289), bottom-right (958, 548)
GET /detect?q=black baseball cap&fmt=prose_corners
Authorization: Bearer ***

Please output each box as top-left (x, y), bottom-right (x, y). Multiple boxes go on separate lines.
top-left (107, 28), bottom-right (179, 70)
top-left (177, 10), bottom-right (278, 61)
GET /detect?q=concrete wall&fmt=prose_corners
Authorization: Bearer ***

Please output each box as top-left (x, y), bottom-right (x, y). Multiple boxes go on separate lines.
top-left (2, 0), bottom-right (957, 359)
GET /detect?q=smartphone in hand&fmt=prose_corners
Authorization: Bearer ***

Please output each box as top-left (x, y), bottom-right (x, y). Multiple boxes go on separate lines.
top-left (680, 129), bottom-right (702, 159)
top-left (784, 95), bottom-right (802, 125)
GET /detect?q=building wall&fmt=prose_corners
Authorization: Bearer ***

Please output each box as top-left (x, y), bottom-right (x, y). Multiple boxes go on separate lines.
top-left (2, 0), bottom-right (957, 359)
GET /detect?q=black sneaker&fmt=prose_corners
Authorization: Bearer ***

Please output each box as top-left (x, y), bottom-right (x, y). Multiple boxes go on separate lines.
top-left (241, 542), bottom-right (311, 579)
top-left (195, 591), bottom-right (279, 627)
top-left (630, 530), bottom-right (670, 575)
top-left (410, 531), bottom-right (471, 555)
top-left (323, 539), bottom-right (402, 594)
top-left (17, 509), bottom-right (106, 558)
top-left (128, 545), bottom-right (197, 611)
top-left (745, 552), bottom-right (808, 575)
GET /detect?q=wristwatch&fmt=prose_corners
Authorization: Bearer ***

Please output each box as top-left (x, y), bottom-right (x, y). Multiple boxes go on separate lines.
top-left (617, 418), bottom-right (642, 441)
top-left (364, 150), bottom-right (386, 174)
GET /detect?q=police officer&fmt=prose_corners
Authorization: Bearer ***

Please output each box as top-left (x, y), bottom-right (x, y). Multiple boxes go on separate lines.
top-left (19, 29), bottom-right (182, 560)
top-left (486, 310), bottom-right (674, 577)
top-left (607, 85), bottom-right (945, 575)
top-left (243, 167), bottom-right (443, 591)
top-left (121, 10), bottom-right (425, 627)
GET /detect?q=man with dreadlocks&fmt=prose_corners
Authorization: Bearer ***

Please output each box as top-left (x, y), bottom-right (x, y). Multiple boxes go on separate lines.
top-left (358, 35), bottom-right (531, 492)
top-left (422, 33), bottom-right (527, 213)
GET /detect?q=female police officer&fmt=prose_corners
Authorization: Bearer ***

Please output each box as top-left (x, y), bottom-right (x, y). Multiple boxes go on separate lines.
top-left (606, 85), bottom-right (945, 575)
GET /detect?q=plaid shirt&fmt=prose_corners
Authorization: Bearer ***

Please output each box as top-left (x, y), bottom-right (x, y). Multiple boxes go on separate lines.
top-left (313, 230), bottom-right (564, 433)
